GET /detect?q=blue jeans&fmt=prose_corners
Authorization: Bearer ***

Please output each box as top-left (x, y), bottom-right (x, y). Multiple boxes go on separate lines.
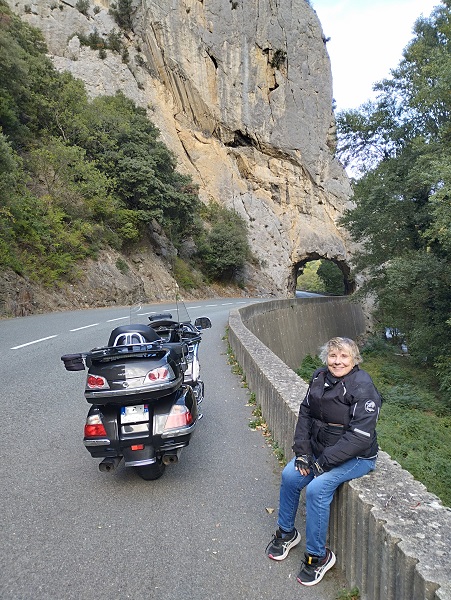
top-left (277, 456), bottom-right (376, 557)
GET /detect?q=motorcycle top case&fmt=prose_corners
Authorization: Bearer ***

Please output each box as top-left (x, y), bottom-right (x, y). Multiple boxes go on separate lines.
top-left (83, 344), bottom-right (185, 405)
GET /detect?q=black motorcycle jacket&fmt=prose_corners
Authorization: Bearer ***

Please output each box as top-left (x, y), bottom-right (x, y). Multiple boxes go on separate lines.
top-left (292, 366), bottom-right (381, 471)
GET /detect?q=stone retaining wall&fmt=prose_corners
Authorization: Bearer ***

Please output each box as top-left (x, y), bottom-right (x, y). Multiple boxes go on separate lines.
top-left (228, 297), bottom-right (450, 600)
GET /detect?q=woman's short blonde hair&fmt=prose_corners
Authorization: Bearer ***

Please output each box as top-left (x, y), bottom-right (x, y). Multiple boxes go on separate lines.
top-left (319, 337), bottom-right (362, 365)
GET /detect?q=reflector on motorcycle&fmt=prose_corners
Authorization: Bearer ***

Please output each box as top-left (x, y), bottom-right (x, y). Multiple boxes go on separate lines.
top-left (86, 374), bottom-right (109, 389)
top-left (84, 413), bottom-right (108, 438)
top-left (147, 366), bottom-right (170, 381)
top-left (163, 405), bottom-right (193, 430)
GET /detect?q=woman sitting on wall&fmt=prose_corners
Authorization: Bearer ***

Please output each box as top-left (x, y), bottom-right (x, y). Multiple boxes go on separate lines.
top-left (266, 337), bottom-right (382, 587)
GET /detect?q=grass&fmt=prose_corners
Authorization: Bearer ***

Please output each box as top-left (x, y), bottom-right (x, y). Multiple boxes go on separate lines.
top-left (361, 342), bottom-right (451, 506)
top-left (337, 587), bottom-right (360, 600)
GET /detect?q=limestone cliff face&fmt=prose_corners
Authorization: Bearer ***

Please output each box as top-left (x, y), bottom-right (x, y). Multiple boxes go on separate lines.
top-left (9, 0), bottom-right (353, 297)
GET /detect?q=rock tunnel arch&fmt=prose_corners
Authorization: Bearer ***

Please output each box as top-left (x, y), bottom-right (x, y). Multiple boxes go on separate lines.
top-left (293, 253), bottom-right (356, 296)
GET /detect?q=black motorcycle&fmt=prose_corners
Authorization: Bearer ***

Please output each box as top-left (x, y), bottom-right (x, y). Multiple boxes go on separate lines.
top-left (61, 302), bottom-right (211, 480)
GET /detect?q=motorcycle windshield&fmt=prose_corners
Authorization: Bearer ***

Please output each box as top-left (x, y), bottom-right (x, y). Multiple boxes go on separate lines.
top-left (130, 298), bottom-right (192, 326)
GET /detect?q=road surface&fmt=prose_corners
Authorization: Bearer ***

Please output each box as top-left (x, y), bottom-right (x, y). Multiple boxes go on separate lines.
top-left (0, 298), bottom-right (347, 599)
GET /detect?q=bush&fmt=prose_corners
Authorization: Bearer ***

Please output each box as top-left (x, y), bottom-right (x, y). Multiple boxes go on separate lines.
top-left (75, 0), bottom-right (89, 16)
top-left (296, 354), bottom-right (323, 382)
top-left (172, 257), bottom-right (203, 290)
top-left (196, 203), bottom-right (250, 282)
top-left (362, 346), bottom-right (450, 505)
top-left (109, 0), bottom-right (133, 30)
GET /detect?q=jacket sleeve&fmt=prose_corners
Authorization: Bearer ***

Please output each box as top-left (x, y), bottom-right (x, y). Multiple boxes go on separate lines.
top-left (316, 387), bottom-right (381, 470)
top-left (292, 389), bottom-right (314, 456)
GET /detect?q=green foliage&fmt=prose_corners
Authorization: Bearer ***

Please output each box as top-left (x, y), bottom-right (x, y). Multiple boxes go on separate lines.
top-left (75, 0), bottom-right (89, 16)
top-left (63, 92), bottom-right (200, 243)
top-left (0, 3), bottom-right (56, 145)
top-left (249, 404), bottom-right (264, 429)
top-left (297, 260), bottom-right (344, 294)
top-left (77, 29), bottom-right (106, 51)
top-left (196, 203), bottom-right (250, 282)
top-left (297, 261), bottom-right (325, 292)
top-left (115, 258), bottom-right (129, 273)
top-left (172, 257), bottom-right (203, 290)
top-left (76, 28), bottom-right (124, 55)
top-left (270, 49), bottom-right (287, 69)
top-left (106, 29), bottom-right (123, 53)
top-left (336, 3), bottom-right (451, 393)
top-left (361, 343), bottom-right (451, 506)
top-left (0, 0), bottom-right (202, 285)
top-left (337, 588), bottom-right (360, 600)
top-left (317, 260), bottom-right (345, 294)
top-left (296, 354), bottom-right (323, 382)
top-left (109, 0), bottom-right (133, 30)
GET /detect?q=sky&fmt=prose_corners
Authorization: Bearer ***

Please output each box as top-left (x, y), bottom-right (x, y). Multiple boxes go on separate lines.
top-left (311, 0), bottom-right (440, 111)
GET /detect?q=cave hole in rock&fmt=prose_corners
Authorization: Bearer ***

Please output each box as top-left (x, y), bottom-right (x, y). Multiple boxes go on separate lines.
top-left (294, 255), bottom-right (355, 296)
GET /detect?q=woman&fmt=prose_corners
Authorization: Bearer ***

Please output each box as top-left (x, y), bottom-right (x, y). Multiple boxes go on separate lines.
top-left (266, 337), bottom-right (381, 587)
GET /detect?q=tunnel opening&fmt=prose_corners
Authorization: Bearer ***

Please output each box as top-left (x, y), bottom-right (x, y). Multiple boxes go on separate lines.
top-left (294, 255), bottom-right (355, 296)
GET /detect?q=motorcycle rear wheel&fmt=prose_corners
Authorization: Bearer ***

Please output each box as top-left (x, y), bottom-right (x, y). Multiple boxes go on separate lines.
top-left (136, 460), bottom-right (166, 480)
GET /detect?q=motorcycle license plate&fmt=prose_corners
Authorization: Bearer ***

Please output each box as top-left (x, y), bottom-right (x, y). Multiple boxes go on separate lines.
top-left (121, 404), bottom-right (149, 424)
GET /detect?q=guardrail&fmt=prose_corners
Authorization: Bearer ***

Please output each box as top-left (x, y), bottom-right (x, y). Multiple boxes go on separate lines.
top-left (228, 297), bottom-right (451, 600)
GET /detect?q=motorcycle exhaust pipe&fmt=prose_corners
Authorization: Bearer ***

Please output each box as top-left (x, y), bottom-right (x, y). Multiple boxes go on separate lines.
top-left (99, 456), bottom-right (123, 472)
top-left (162, 451), bottom-right (180, 465)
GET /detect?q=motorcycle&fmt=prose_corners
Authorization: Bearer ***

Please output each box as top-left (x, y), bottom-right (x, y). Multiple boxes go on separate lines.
top-left (61, 301), bottom-right (211, 480)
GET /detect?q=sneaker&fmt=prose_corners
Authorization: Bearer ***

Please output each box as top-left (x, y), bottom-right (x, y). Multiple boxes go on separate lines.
top-left (296, 548), bottom-right (336, 586)
top-left (265, 528), bottom-right (301, 561)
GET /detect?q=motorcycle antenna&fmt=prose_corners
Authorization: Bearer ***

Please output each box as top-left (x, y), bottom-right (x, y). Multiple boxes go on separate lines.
top-left (174, 284), bottom-right (181, 324)
top-left (129, 303), bottom-right (143, 324)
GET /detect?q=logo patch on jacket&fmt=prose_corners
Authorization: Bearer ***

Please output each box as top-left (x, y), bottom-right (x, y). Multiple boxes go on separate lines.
top-left (365, 400), bottom-right (376, 413)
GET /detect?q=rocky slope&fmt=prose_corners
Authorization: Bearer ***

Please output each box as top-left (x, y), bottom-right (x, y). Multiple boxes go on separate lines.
top-left (3, 0), bottom-right (354, 316)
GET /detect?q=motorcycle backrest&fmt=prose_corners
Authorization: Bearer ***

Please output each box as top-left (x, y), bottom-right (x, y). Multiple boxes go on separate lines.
top-left (108, 324), bottom-right (161, 347)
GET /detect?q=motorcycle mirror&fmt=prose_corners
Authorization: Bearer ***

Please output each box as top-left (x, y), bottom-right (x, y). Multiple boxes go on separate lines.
top-left (194, 316), bottom-right (212, 330)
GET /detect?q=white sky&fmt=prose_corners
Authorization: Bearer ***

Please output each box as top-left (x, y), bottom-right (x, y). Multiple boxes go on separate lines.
top-left (311, 0), bottom-right (440, 111)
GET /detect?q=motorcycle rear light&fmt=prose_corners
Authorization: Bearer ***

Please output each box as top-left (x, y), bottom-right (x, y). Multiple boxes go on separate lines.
top-left (84, 414), bottom-right (108, 438)
top-left (163, 405), bottom-right (193, 431)
top-left (86, 374), bottom-right (109, 389)
top-left (131, 444), bottom-right (144, 451)
top-left (147, 366), bottom-right (170, 381)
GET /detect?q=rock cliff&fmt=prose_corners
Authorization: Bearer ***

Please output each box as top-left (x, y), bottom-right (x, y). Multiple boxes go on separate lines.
top-left (5, 0), bottom-right (354, 314)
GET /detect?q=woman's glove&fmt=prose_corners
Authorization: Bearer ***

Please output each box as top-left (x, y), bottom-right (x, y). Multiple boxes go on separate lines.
top-left (295, 455), bottom-right (313, 471)
top-left (311, 461), bottom-right (324, 477)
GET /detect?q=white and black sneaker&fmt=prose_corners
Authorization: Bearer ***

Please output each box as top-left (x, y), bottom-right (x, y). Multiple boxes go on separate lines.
top-left (296, 548), bottom-right (336, 586)
top-left (265, 528), bottom-right (301, 561)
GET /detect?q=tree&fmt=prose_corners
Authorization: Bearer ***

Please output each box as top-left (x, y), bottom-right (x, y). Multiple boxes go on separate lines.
top-left (109, 0), bottom-right (133, 30)
top-left (336, 1), bottom-right (451, 391)
top-left (317, 260), bottom-right (345, 295)
top-left (197, 204), bottom-right (250, 281)
top-left (0, 0), bottom-right (57, 145)
top-left (67, 92), bottom-right (200, 242)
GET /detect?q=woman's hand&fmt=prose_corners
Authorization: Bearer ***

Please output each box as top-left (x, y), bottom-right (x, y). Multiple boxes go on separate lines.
top-left (295, 455), bottom-right (312, 475)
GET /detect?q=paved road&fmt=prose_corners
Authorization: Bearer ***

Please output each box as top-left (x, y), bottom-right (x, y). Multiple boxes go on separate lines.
top-left (1, 299), bottom-right (347, 599)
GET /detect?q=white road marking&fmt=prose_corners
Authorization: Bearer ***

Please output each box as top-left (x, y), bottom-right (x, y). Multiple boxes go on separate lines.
top-left (107, 316), bottom-right (130, 322)
top-left (70, 323), bottom-right (99, 332)
top-left (11, 335), bottom-right (58, 349)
